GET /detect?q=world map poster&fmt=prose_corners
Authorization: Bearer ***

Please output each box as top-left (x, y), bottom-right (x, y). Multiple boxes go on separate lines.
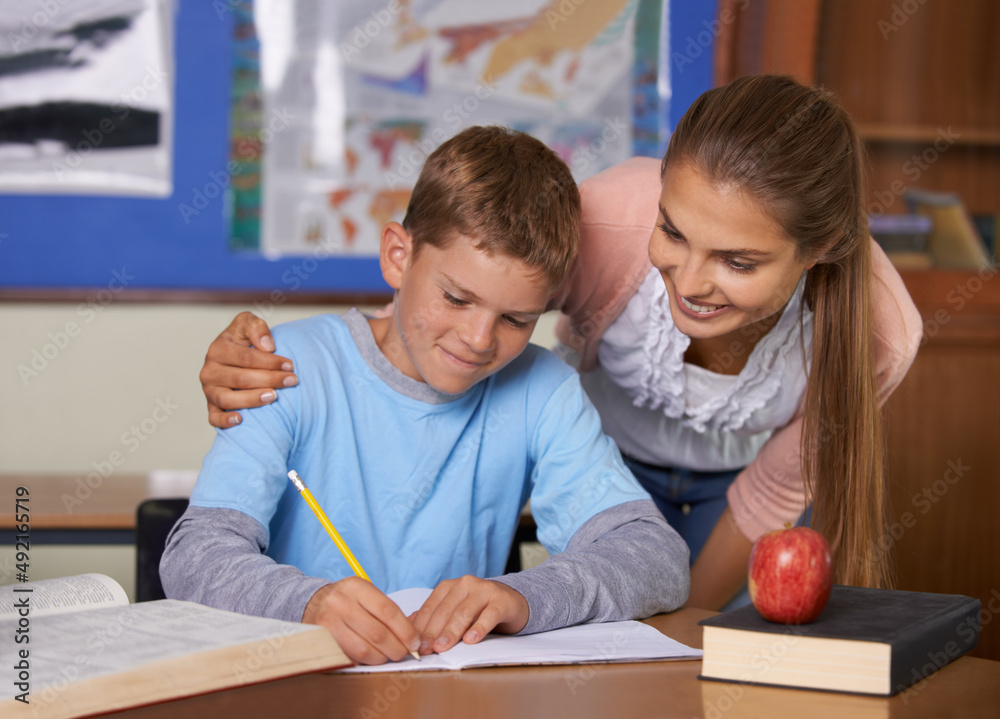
top-left (228, 0), bottom-right (665, 257)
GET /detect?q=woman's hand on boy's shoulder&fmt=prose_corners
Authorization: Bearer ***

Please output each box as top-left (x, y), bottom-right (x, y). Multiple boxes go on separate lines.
top-left (201, 311), bottom-right (298, 428)
top-left (302, 577), bottom-right (421, 665)
top-left (411, 575), bottom-right (529, 655)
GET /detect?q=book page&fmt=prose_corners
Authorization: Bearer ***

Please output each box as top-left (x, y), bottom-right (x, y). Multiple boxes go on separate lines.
top-left (387, 586), bottom-right (433, 616)
top-left (341, 588), bottom-right (702, 673)
top-left (0, 599), bottom-right (324, 702)
top-left (0, 574), bottom-right (128, 618)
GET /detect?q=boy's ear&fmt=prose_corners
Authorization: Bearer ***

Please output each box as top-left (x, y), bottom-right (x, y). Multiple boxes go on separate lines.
top-left (380, 222), bottom-right (413, 291)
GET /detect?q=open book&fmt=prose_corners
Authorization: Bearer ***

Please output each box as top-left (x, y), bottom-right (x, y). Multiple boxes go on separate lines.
top-left (0, 574), bottom-right (351, 719)
top-left (341, 587), bottom-right (702, 673)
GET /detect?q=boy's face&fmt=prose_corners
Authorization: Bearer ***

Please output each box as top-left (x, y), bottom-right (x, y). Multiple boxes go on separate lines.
top-left (372, 223), bottom-right (552, 396)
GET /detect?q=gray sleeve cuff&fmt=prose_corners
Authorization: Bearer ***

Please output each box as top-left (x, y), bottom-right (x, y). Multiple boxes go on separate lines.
top-left (160, 505), bottom-right (332, 623)
top-left (492, 500), bottom-right (690, 635)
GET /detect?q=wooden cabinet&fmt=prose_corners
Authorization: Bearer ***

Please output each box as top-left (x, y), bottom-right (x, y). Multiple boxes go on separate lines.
top-left (715, 0), bottom-right (1000, 660)
top-left (886, 269), bottom-right (1000, 661)
top-left (816, 0), bottom-right (1000, 218)
top-left (815, 1), bottom-right (1000, 660)
top-left (717, 0), bottom-right (1000, 219)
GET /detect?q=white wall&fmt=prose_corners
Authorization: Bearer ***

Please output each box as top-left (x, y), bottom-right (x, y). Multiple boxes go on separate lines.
top-left (1, 303), bottom-right (559, 474)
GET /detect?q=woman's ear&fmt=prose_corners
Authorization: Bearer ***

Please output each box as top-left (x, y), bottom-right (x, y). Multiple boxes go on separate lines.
top-left (814, 221), bottom-right (872, 267)
top-left (803, 234), bottom-right (845, 269)
top-left (380, 222), bottom-right (412, 290)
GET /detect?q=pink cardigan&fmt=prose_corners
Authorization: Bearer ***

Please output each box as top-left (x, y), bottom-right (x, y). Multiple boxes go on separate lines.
top-left (550, 157), bottom-right (923, 541)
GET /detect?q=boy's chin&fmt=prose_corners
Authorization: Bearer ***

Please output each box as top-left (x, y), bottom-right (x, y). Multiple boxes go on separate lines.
top-left (425, 375), bottom-right (479, 396)
top-left (424, 364), bottom-right (504, 396)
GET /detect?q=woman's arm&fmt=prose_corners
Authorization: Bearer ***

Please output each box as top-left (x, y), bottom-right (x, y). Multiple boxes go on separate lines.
top-left (200, 312), bottom-right (298, 428)
top-left (685, 506), bottom-right (753, 610)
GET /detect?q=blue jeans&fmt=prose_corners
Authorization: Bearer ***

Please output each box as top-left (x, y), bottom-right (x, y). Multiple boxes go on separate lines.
top-left (623, 456), bottom-right (752, 611)
top-left (624, 456), bottom-right (815, 611)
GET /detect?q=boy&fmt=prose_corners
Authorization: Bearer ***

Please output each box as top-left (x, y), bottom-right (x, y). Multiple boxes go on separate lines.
top-left (161, 126), bottom-right (689, 665)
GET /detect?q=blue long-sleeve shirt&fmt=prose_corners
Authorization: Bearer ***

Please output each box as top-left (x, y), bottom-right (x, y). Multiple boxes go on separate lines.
top-left (162, 309), bottom-right (689, 633)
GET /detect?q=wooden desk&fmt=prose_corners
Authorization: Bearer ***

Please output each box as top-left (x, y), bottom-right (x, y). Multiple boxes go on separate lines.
top-left (0, 473), bottom-right (195, 543)
top-left (86, 608), bottom-right (1000, 719)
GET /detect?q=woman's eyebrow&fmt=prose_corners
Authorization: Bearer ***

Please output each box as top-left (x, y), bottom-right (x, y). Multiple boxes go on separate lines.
top-left (658, 203), bottom-right (678, 228)
top-left (722, 247), bottom-right (772, 257)
top-left (658, 203), bottom-right (772, 257)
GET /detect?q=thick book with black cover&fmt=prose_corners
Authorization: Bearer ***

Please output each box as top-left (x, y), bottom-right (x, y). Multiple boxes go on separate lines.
top-left (698, 585), bottom-right (981, 696)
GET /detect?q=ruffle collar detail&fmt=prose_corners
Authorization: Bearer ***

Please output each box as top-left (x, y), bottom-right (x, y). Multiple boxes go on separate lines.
top-left (632, 271), bottom-right (812, 433)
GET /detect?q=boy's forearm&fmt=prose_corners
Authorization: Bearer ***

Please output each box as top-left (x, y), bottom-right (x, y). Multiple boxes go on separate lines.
top-left (492, 500), bottom-right (690, 635)
top-left (160, 505), bottom-right (330, 623)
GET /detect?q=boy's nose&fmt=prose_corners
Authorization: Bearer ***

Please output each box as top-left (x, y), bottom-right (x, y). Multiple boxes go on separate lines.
top-left (461, 315), bottom-right (495, 353)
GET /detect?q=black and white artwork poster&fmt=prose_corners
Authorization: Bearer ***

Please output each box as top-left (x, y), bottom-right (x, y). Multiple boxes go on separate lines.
top-left (0, 0), bottom-right (173, 196)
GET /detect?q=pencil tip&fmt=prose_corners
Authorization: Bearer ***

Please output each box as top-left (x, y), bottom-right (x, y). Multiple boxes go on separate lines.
top-left (410, 650), bottom-right (421, 662)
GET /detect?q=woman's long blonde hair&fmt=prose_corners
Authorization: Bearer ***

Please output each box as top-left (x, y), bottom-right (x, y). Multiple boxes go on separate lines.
top-left (663, 74), bottom-right (889, 588)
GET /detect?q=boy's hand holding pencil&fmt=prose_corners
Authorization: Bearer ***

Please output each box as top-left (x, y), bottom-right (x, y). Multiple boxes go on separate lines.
top-left (291, 470), bottom-right (421, 665)
top-left (301, 577), bottom-right (422, 665)
top-left (290, 470), bottom-right (529, 663)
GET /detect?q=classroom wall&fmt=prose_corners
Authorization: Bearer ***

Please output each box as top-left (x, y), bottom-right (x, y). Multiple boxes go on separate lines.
top-left (0, 304), bottom-right (560, 474)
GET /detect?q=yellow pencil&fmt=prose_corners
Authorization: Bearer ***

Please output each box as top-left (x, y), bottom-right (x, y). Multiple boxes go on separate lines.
top-left (287, 469), bottom-right (370, 581)
top-left (287, 470), bottom-right (420, 662)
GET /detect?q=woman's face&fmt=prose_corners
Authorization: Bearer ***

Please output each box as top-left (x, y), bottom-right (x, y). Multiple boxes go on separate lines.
top-left (648, 162), bottom-right (818, 342)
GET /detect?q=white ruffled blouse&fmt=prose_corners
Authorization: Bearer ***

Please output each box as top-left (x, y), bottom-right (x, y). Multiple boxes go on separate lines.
top-left (578, 267), bottom-right (813, 471)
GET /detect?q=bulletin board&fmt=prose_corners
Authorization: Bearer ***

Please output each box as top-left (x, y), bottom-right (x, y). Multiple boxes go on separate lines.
top-left (0, 0), bottom-right (391, 302)
top-left (0, 0), bottom-right (715, 302)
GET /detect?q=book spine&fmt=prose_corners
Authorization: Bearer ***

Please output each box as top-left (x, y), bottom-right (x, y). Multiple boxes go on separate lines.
top-left (890, 598), bottom-right (981, 695)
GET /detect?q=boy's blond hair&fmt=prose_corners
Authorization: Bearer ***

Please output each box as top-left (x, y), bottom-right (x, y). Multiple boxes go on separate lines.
top-left (402, 125), bottom-right (580, 289)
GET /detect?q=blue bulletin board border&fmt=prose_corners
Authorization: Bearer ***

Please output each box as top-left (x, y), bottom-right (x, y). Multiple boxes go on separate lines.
top-left (0, 0), bottom-right (391, 302)
top-left (0, 0), bottom-right (714, 302)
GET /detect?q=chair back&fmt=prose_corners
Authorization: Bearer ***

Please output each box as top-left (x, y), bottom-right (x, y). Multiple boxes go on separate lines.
top-left (135, 498), bottom-right (189, 602)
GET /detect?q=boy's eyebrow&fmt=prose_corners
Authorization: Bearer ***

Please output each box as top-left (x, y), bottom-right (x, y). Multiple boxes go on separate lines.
top-left (658, 203), bottom-right (772, 257)
top-left (441, 273), bottom-right (546, 316)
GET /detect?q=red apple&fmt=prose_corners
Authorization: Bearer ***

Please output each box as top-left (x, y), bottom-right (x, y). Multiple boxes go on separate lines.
top-left (748, 526), bottom-right (833, 624)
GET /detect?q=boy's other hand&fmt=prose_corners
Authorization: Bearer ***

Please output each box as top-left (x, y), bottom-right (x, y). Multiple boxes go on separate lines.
top-left (411, 575), bottom-right (529, 655)
top-left (302, 577), bottom-right (421, 665)
top-left (200, 311), bottom-right (298, 428)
